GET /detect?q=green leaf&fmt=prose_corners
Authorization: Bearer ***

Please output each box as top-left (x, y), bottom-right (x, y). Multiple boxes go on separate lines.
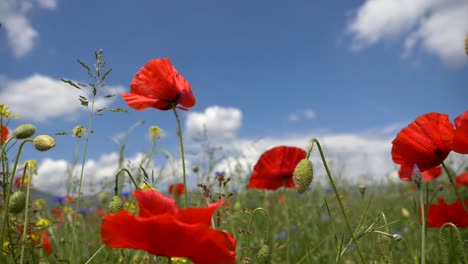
top-left (104, 94), bottom-right (116, 98)
top-left (96, 107), bottom-right (106, 113)
top-left (78, 83), bottom-right (88, 88)
top-left (55, 132), bottom-right (69, 136)
top-left (102, 68), bottom-right (112, 81)
top-left (110, 108), bottom-right (128, 113)
top-left (61, 79), bottom-right (82, 90)
top-left (79, 95), bottom-right (88, 107)
top-left (77, 59), bottom-right (93, 77)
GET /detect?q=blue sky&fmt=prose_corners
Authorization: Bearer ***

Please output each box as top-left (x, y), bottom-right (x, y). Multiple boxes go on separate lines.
top-left (1, 0), bottom-right (467, 195)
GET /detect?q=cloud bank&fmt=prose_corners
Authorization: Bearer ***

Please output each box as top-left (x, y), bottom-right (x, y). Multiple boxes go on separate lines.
top-left (347, 0), bottom-right (468, 66)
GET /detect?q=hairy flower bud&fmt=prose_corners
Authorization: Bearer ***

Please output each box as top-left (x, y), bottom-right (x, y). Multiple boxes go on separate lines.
top-left (13, 124), bottom-right (37, 139)
top-left (33, 135), bottom-right (56, 152)
top-left (9, 191), bottom-right (26, 214)
top-left (109, 195), bottom-right (124, 213)
top-left (72, 125), bottom-right (86, 138)
top-left (256, 245), bottom-right (271, 264)
top-left (293, 159), bottom-right (314, 194)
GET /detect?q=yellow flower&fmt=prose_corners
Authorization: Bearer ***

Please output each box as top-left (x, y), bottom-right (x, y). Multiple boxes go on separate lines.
top-left (23, 160), bottom-right (38, 175)
top-left (63, 206), bottom-right (74, 214)
top-left (140, 183), bottom-right (155, 190)
top-left (72, 125), bottom-right (86, 138)
top-left (149, 125), bottom-right (162, 141)
top-left (2, 241), bottom-right (11, 255)
top-left (170, 257), bottom-right (188, 264)
top-left (124, 201), bottom-right (136, 211)
top-left (34, 198), bottom-right (46, 210)
top-left (36, 218), bottom-right (51, 229)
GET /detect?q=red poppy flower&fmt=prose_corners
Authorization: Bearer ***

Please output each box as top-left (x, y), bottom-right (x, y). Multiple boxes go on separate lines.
top-left (122, 58), bottom-right (196, 111)
top-left (248, 146), bottom-right (306, 190)
top-left (168, 183), bottom-right (185, 196)
top-left (398, 165), bottom-right (442, 182)
top-left (101, 190), bottom-right (236, 264)
top-left (392, 112), bottom-right (452, 172)
top-left (425, 197), bottom-right (468, 227)
top-left (1, 125), bottom-right (8, 143)
top-left (455, 172), bottom-right (468, 186)
top-left (441, 111), bottom-right (468, 154)
top-left (41, 231), bottom-right (53, 255)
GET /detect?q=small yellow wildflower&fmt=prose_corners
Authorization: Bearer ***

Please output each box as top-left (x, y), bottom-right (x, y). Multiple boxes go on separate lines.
top-left (149, 125), bottom-right (162, 141)
top-left (34, 198), bottom-right (46, 210)
top-left (401, 207), bottom-right (410, 218)
top-left (63, 206), bottom-right (74, 214)
top-left (23, 160), bottom-right (39, 175)
top-left (124, 201), bottom-right (136, 211)
top-left (72, 125), bottom-right (86, 138)
top-left (2, 241), bottom-right (11, 255)
top-left (36, 218), bottom-right (51, 229)
top-left (140, 182), bottom-right (155, 190)
top-left (170, 257), bottom-right (188, 264)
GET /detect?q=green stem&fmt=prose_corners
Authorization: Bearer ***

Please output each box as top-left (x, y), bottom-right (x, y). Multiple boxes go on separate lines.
top-left (19, 164), bottom-right (32, 264)
top-left (84, 245), bottom-right (106, 264)
top-left (419, 185), bottom-right (426, 264)
top-left (441, 162), bottom-right (468, 214)
top-left (0, 139), bottom-right (33, 249)
top-left (172, 106), bottom-right (188, 208)
top-left (311, 138), bottom-right (366, 263)
top-left (114, 168), bottom-right (140, 195)
top-left (246, 207), bottom-right (271, 249)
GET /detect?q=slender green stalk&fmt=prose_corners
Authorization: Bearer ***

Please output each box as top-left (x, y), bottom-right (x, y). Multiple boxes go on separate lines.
top-left (172, 106), bottom-right (188, 208)
top-left (441, 162), bottom-right (468, 214)
top-left (419, 185), bottom-right (426, 264)
top-left (84, 245), bottom-right (106, 264)
top-left (246, 207), bottom-right (271, 249)
top-left (114, 168), bottom-right (140, 195)
top-left (19, 164), bottom-right (32, 264)
top-left (0, 139), bottom-right (33, 249)
top-left (311, 138), bottom-right (366, 263)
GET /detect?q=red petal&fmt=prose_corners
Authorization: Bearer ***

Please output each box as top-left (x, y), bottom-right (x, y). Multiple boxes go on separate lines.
top-left (392, 112), bottom-right (452, 171)
top-left (455, 172), bottom-right (468, 186)
top-left (450, 122), bottom-right (468, 154)
top-left (454, 111), bottom-right (468, 128)
top-left (1, 125), bottom-right (8, 143)
top-left (248, 146), bottom-right (306, 190)
top-left (42, 231), bottom-right (53, 255)
top-left (133, 189), bottom-right (178, 217)
top-left (101, 210), bottom-right (236, 264)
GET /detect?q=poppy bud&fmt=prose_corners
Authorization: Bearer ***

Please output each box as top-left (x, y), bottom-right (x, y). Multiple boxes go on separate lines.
top-left (98, 191), bottom-right (109, 204)
top-left (32, 135), bottom-right (56, 152)
top-left (293, 159), bottom-right (313, 194)
top-left (241, 257), bottom-right (253, 264)
top-left (412, 164), bottom-right (423, 189)
top-left (13, 124), bottom-right (37, 139)
top-left (256, 245), bottom-right (271, 264)
top-left (9, 191), bottom-right (26, 214)
top-left (109, 195), bottom-right (123, 213)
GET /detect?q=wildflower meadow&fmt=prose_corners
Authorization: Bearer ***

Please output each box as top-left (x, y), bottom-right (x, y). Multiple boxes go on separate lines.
top-left (0, 36), bottom-right (468, 264)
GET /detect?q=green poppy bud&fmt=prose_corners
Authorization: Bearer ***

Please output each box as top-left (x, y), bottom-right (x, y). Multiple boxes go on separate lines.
top-left (256, 245), bottom-right (271, 264)
top-left (109, 195), bottom-right (124, 213)
top-left (98, 191), bottom-right (109, 204)
top-left (32, 135), bottom-right (56, 152)
top-left (293, 159), bottom-right (314, 194)
top-left (9, 191), bottom-right (26, 214)
top-left (13, 124), bottom-right (37, 139)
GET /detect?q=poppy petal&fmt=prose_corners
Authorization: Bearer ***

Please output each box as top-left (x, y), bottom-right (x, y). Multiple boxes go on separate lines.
top-left (392, 112), bottom-right (452, 171)
top-left (133, 189), bottom-right (178, 217)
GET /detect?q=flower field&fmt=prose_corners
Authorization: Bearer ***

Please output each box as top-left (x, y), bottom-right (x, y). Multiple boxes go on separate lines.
top-left (0, 50), bottom-right (467, 264)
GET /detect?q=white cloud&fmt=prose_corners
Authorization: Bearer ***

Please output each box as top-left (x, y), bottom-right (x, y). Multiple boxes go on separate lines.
top-left (347, 0), bottom-right (468, 66)
top-left (186, 106), bottom-right (242, 140)
top-left (0, 74), bottom-right (125, 122)
top-left (288, 109), bottom-right (317, 122)
top-left (0, 0), bottom-right (58, 57)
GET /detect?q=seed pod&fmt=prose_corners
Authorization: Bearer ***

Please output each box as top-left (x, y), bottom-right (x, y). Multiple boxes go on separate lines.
top-left (256, 245), bottom-right (271, 264)
top-left (293, 159), bottom-right (314, 194)
top-left (109, 195), bottom-right (124, 213)
top-left (33, 135), bottom-right (56, 152)
top-left (13, 124), bottom-right (37, 139)
top-left (9, 191), bottom-right (26, 214)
